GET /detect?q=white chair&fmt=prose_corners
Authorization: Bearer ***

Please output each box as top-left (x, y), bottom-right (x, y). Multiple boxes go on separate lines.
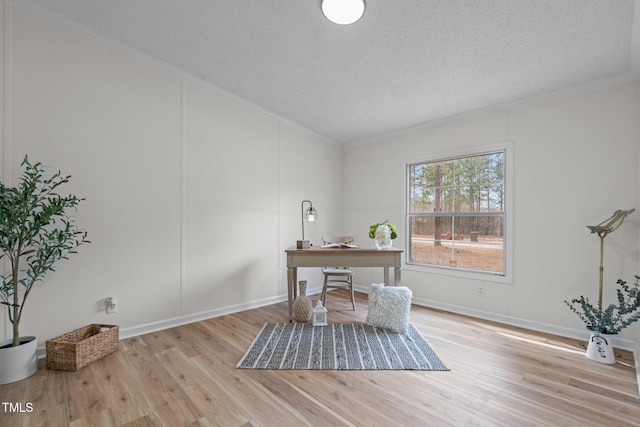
top-left (321, 236), bottom-right (356, 310)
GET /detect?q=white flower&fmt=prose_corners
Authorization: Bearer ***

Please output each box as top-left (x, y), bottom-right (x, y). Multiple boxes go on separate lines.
top-left (375, 224), bottom-right (390, 239)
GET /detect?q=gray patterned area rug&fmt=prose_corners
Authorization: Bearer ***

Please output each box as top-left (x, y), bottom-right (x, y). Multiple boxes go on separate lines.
top-left (237, 323), bottom-right (448, 370)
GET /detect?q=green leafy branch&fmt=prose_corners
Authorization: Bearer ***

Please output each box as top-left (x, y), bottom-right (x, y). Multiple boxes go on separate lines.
top-left (565, 276), bottom-right (640, 335)
top-left (0, 155), bottom-right (89, 346)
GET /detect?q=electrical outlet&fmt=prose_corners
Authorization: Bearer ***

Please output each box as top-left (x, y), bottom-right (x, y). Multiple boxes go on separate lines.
top-left (477, 286), bottom-right (485, 297)
top-left (106, 297), bottom-right (117, 314)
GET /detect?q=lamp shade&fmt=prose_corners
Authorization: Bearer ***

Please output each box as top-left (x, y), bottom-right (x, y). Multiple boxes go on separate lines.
top-left (322, 0), bottom-right (365, 25)
top-left (306, 206), bottom-right (317, 222)
top-left (299, 200), bottom-right (318, 246)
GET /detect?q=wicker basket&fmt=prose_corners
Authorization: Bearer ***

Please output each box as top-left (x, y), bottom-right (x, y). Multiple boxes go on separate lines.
top-left (46, 324), bottom-right (119, 371)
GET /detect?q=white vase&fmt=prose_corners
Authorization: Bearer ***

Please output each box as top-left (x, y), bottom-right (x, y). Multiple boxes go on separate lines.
top-left (374, 224), bottom-right (392, 250)
top-left (0, 336), bottom-right (38, 384)
top-left (585, 332), bottom-right (616, 364)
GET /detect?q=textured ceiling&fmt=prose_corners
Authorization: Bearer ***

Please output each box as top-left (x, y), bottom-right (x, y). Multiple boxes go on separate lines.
top-left (19, 0), bottom-right (640, 143)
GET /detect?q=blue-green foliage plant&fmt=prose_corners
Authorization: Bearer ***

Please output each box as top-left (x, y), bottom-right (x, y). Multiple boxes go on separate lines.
top-left (565, 276), bottom-right (640, 335)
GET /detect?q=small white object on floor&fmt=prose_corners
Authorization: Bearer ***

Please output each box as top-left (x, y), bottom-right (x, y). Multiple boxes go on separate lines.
top-left (312, 300), bottom-right (328, 326)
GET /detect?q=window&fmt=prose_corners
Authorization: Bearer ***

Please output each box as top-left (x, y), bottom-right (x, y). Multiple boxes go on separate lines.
top-left (404, 143), bottom-right (512, 282)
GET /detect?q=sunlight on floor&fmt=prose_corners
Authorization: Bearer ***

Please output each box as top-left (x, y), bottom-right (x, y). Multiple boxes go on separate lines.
top-left (494, 331), bottom-right (636, 368)
top-left (496, 331), bottom-right (586, 356)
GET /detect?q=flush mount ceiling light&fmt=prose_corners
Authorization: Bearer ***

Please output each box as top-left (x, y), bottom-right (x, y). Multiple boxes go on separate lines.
top-left (322, 0), bottom-right (365, 25)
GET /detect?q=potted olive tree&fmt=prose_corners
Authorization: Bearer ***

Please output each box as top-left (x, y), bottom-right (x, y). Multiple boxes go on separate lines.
top-left (0, 156), bottom-right (89, 383)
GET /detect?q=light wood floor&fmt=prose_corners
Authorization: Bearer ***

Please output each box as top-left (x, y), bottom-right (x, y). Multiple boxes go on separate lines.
top-left (1, 290), bottom-right (639, 426)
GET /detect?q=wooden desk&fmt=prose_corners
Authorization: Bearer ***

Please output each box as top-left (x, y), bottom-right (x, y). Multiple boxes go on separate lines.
top-left (285, 246), bottom-right (402, 321)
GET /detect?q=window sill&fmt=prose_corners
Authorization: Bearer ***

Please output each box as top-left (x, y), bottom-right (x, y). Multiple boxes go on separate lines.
top-left (402, 262), bottom-right (513, 284)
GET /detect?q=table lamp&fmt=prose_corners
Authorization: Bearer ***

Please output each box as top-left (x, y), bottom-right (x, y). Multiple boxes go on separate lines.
top-left (297, 200), bottom-right (317, 249)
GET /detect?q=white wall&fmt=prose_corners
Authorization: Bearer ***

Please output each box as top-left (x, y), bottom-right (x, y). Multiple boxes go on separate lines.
top-left (0, 3), bottom-right (342, 344)
top-left (344, 82), bottom-right (640, 347)
top-left (2, 2), bottom-right (639, 356)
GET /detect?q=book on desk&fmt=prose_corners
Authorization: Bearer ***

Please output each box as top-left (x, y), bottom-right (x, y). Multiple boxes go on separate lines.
top-left (320, 242), bottom-right (358, 248)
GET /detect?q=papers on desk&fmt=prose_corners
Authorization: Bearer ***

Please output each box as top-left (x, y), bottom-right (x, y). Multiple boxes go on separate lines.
top-left (321, 242), bottom-right (358, 248)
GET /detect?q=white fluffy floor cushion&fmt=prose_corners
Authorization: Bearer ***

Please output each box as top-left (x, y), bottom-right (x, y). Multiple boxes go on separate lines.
top-left (365, 283), bottom-right (412, 333)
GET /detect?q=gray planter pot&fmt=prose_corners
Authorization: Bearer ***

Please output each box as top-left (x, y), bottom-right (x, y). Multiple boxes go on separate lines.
top-left (0, 336), bottom-right (38, 384)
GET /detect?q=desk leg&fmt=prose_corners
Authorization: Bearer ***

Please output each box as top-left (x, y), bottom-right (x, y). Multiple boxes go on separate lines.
top-left (394, 266), bottom-right (401, 286)
top-left (383, 266), bottom-right (401, 285)
top-left (287, 267), bottom-right (297, 322)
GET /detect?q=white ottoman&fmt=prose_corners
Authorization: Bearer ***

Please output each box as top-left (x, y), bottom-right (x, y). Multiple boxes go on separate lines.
top-left (365, 283), bottom-right (412, 333)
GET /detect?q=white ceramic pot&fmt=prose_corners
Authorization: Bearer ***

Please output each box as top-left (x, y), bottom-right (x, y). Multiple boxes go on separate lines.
top-left (0, 336), bottom-right (38, 384)
top-left (585, 332), bottom-right (616, 365)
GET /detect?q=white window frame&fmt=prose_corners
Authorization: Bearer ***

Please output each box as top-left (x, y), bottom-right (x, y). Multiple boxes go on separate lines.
top-left (402, 142), bottom-right (513, 284)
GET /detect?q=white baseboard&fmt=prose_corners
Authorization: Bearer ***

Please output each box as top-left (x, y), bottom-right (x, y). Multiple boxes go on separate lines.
top-left (35, 287), bottom-right (332, 359)
top-left (36, 293), bottom-right (292, 358)
top-left (119, 295), bottom-right (290, 340)
top-left (119, 286), bottom-right (333, 341)
top-left (353, 284), bottom-right (636, 352)
top-left (415, 296), bottom-right (635, 351)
